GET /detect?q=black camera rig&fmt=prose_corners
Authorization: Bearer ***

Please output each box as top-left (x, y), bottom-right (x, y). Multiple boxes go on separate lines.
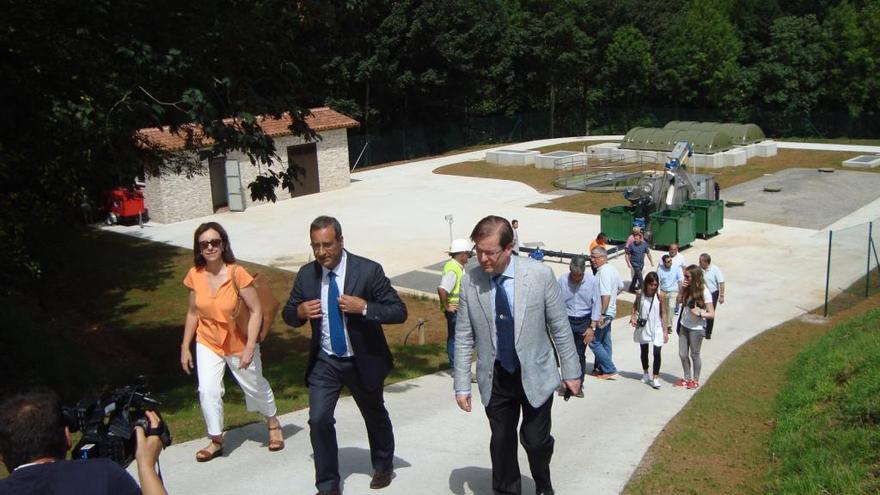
top-left (63, 376), bottom-right (172, 467)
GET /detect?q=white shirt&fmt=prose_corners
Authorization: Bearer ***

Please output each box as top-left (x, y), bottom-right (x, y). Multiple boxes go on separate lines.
top-left (438, 259), bottom-right (464, 293)
top-left (680, 287), bottom-right (714, 331)
top-left (669, 252), bottom-right (686, 273)
top-left (702, 264), bottom-right (725, 293)
top-left (596, 263), bottom-right (622, 319)
top-left (320, 250), bottom-right (354, 357)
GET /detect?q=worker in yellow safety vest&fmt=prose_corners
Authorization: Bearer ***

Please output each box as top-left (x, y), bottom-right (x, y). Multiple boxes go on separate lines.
top-left (437, 238), bottom-right (472, 367)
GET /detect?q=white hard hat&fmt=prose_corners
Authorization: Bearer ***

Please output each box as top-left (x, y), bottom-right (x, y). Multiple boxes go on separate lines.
top-left (448, 238), bottom-right (472, 254)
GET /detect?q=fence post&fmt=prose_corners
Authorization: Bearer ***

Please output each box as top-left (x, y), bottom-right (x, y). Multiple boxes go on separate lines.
top-left (868, 222), bottom-right (873, 297)
top-left (824, 230), bottom-right (833, 317)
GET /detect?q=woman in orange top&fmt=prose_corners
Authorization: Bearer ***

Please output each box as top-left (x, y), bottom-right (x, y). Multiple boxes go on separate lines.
top-left (180, 222), bottom-right (284, 462)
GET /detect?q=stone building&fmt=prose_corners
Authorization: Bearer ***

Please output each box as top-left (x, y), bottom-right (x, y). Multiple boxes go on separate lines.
top-left (138, 107), bottom-right (358, 223)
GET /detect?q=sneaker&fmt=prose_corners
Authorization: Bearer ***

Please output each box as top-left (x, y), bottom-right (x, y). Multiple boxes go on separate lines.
top-left (673, 378), bottom-right (689, 387)
top-left (651, 378), bottom-right (661, 389)
top-left (640, 373), bottom-right (650, 384)
top-left (687, 380), bottom-right (699, 390)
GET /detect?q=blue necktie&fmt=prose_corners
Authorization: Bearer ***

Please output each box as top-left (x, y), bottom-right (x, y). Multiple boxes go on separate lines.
top-left (494, 275), bottom-right (518, 373)
top-left (328, 272), bottom-right (347, 355)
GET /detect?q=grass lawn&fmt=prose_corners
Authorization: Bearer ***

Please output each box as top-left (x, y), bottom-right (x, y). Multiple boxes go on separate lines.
top-left (624, 269), bottom-right (880, 495)
top-left (3, 229), bottom-right (450, 452)
top-left (435, 145), bottom-right (874, 216)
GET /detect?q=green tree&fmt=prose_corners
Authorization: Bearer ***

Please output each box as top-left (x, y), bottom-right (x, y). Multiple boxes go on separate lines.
top-left (655, 0), bottom-right (744, 111)
top-left (0, 0), bottom-right (322, 292)
top-left (601, 26), bottom-right (654, 128)
top-left (823, 1), bottom-right (880, 122)
top-left (503, 0), bottom-right (593, 136)
top-left (756, 14), bottom-right (830, 134)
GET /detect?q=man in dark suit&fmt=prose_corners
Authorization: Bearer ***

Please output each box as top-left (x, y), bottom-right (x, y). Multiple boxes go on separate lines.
top-left (282, 216), bottom-right (407, 495)
top-left (454, 215), bottom-right (581, 495)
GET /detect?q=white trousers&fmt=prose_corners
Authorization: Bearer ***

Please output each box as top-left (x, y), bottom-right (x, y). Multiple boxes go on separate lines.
top-left (196, 342), bottom-right (278, 436)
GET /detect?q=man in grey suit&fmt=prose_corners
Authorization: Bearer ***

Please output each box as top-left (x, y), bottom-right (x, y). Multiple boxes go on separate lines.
top-left (453, 215), bottom-right (581, 495)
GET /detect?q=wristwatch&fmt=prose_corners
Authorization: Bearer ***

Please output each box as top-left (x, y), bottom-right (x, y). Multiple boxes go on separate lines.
top-left (362, 303), bottom-right (368, 316)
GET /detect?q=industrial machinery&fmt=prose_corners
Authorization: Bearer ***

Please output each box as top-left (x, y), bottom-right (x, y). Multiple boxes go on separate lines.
top-left (622, 141), bottom-right (715, 230)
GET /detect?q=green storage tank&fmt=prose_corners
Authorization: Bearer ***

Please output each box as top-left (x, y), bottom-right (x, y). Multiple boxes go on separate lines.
top-left (649, 209), bottom-right (696, 249)
top-left (683, 199), bottom-right (724, 238)
top-left (600, 205), bottom-right (636, 243)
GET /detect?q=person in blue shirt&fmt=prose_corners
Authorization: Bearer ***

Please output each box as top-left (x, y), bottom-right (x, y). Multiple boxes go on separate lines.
top-left (657, 254), bottom-right (684, 333)
top-left (557, 255), bottom-right (601, 388)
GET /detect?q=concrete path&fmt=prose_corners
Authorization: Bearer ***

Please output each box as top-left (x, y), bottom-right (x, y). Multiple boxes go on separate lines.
top-left (118, 138), bottom-right (880, 494)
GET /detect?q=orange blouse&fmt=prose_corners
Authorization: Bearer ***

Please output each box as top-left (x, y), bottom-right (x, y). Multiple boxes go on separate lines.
top-left (183, 264), bottom-right (254, 356)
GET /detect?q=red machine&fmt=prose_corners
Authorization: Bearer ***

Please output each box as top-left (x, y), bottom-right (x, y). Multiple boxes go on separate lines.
top-left (103, 186), bottom-right (149, 225)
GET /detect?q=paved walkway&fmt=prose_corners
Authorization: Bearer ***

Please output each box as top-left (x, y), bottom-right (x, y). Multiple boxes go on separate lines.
top-left (117, 138), bottom-right (880, 494)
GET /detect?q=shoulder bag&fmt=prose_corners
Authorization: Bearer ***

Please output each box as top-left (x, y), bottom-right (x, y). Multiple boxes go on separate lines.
top-left (231, 265), bottom-right (280, 343)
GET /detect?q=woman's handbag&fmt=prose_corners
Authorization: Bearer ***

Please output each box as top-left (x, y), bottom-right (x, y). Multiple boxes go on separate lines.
top-left (231, 266), bottom-right (280, 343)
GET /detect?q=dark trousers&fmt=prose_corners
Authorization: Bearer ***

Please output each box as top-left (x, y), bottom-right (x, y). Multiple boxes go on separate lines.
top-left (640, 344), bottom-right (662, 375)
top-left (485, 362), bottom-right (554, 495)
top-left (445, 310), bottom-right (457, 366)
top-left (706, 290), bottom-right (719, 337)
top-left (568, 315), bottom-right (592, 380)
top-left (308, 352), bottom-right (395, 492)
top-left (629, 266), bottom-right (644, 293)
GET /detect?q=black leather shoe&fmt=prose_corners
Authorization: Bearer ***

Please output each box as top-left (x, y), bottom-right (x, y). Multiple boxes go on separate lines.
top-left (315, 490), bottom-right (340, 495)
top-left (536, 488), bottom-right (555, 495)
top-left (370, 470), bottom-right (393, 489)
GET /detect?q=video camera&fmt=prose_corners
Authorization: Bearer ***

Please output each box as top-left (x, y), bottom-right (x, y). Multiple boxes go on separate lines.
top-left (63, 376), bottom-right (172, 467)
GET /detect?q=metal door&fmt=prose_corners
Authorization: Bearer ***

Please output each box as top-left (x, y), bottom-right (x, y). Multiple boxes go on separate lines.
top-left (225, 160), bottom-right (245, 211)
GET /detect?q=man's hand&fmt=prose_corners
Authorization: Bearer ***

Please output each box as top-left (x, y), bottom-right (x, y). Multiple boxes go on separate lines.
top-left (563, 379), bottom-right (581, 397)
top-left (446, 303), bottom-right (458, 313)
top-left (719, 294), bottom-right (725, 304)
top-left (338, 294), bottom-right (367, 314)
top-left (583, 327), bottom-right (595, 345)
top-left (297, 299), bottom-right (323, 320)
top-left (456, 393), bottom-right (472, 412)
top-left (180, 347), bottom-right (194, 375)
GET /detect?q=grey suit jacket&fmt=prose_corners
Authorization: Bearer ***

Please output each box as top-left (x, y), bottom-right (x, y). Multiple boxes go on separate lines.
top-left (453, 256), bottom-right (580, 408)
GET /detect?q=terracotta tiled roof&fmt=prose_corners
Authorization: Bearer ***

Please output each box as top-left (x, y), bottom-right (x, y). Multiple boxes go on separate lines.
top-left (137, 107), bottom-right (359, 151)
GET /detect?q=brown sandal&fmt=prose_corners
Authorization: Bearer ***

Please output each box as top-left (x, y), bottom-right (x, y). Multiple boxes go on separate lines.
top-left (196, 438), bottom-right (223, 462)
top-left (268, 424), bottom-right (285, 452)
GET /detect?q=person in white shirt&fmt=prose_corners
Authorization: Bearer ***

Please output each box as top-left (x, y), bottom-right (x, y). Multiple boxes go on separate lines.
top-left (584, 246), bottom-right (622, 379)
top-left (630, 272), bottom-right (668, 389)
top-left (675, 265), bottom-right (715, 390)
top-left (668, 243), bottom-right (686, 275)
top-left (699, 253), bottom-right (725, 339)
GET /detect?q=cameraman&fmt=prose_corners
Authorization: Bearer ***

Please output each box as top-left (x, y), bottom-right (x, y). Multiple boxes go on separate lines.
top-left (0, 390), bottom-right (167, 495)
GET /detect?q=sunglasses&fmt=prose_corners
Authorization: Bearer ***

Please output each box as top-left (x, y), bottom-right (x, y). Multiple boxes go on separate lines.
top-left (199, 239), bottom-right (223, 250)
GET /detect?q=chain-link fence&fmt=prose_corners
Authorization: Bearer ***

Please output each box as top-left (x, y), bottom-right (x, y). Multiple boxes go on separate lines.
top-left (824, 218), bottom-right (880, 316)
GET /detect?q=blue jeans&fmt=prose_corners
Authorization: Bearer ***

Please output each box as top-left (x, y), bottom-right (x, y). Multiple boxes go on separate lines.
top-left (589, 320), bottom-right (617, 374)
top-left (445, 311), bottom-right (457, 367)
top-left (568, 315), bottom-right (592, 380)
